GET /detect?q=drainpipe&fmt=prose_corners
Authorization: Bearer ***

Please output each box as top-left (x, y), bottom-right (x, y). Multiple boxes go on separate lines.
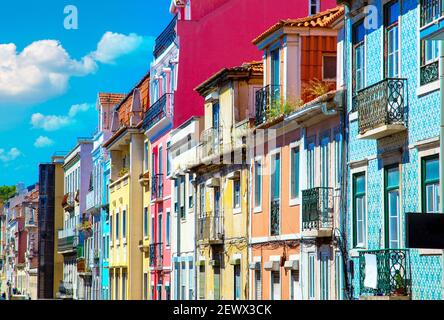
top-left (440, 41), bottom-right (444, 299)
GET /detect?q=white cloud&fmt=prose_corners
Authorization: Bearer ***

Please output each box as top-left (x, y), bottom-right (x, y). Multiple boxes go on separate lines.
top-left (0, 32), bottom-right (149, 105)
top-left (0, 40), bottom-right (97, 105)
top-left (34, 136), bottom-right (54, 148)
top-left (68, 103), bottom-right (93, 117)
top-left (0, 148), bottom-right (22, 162)
top-left (31, 102), bottom-right (93, 132)
top-left (31, 113), bottom-right (71, 131)
top-left (90, 32), bottom-right (145, 64)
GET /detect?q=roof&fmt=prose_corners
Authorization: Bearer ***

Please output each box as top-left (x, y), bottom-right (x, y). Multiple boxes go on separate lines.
top-left (252, 6), bottom-right (344, 45)
top-left (195, 61), bottom-right (263, 94)
top-left (98, 93), bottom-right (126, 108)
top-left (115, 71), bottom-right (150, 111)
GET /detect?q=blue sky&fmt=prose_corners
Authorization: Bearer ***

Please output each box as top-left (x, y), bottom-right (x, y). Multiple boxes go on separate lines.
top-left (0, 0), bottom-right (172, 186)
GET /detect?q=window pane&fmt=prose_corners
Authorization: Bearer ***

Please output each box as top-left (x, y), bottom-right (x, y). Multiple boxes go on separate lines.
top-left (323, 55), bottom-right (337, 80)
top-left (425, 157), bottom-right (439, 181)
top-left (291, 148), bottom-right (300, 199)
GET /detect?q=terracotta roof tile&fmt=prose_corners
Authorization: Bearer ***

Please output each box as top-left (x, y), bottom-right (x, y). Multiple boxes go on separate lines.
top-left (252, 6), bottom-right (344, 45)
top-left (98, 93), bottom-right (126, 107)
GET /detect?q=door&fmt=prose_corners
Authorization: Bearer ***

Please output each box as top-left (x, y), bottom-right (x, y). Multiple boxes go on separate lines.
top-left (320, 136), bottom-right (330, 227)
top-left (271, 271), bottom-right (280, 300)
top-left (385, 165), bottom-right (400, 249)
top-left (270, 49), bottom-right (280, 101)
top-left (214, 266), bottom-right (221, 300)
top-left (212, 103), bottom-right (220, 152)
top-left (320, 253), bottom-right (329, 300)
top-left (234, 265), bottom-right (241, 300)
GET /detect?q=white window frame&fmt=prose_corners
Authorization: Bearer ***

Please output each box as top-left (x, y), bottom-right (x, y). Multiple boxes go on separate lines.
top-left (253, 156), bottom-right (263, 213)
top-left (308, 0), bottom-right (320, 16)
top-left (233, 177), bottom-right (242, 214)
top-left (351, 167), bottom-right (368, 249)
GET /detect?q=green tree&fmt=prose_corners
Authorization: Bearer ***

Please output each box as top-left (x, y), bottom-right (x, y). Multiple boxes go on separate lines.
top-left (0, 185), bottom-right (16, 202)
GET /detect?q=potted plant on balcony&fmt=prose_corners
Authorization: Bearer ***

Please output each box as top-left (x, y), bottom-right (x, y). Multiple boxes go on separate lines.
top-left (393, 272), bottom-right (406, 296)
top-left (119, 167), bottom-right (129, 177)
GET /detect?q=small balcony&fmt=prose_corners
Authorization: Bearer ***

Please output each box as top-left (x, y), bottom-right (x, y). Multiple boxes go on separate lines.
top-left (62, 192), bottom-right (75, 211)
top-left (355, 78), bottom-right (407, 140)
top-left (301, 187), bottom-right (334, 238)
top-left (270, 199), bottom-right (280, 236)
top-left (149, 242), bottom-right (163, 269)
top-left (57, 228), bottom-right (77, 254)
top-left (200, 126), bottom-right (223, 160)
top-left (255, 85), bottom-right (282, 126)
top-left (57, 281), bottom-right (74, 299)
top-left (197, 212), bottom-right (224, 244)
top-left (151, 174), bottom-right (164, 201)
top-left (143, 93), bottom-right (174, 133)
top-left (359, 249), bottom-right (412, 300)
top-left (420, 60), bottom-right (439, 86)
top-left (153, 15), bottom-right (177, 59)
top-left (420, 0), bottom-right (444, 40)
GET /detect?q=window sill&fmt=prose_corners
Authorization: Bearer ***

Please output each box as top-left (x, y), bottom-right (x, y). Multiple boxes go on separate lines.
top-left (253, 207), bottom-right (262, 214)
top-left (417, 80), bottom-right (439, 97)
top-left (233, 207), bottom-right (242, 215)
top-left (418, 249), bottom-right (442, 256)
top-left (349, 111), bottom-right (358, 122)
top-left (349, 248), bottom-right (366, 258)
top-left (289, 198), bottom-right (300, 207)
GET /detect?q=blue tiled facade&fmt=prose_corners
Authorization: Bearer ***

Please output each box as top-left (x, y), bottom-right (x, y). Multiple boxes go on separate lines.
top-left (343, 0), bottom-right (443, 300)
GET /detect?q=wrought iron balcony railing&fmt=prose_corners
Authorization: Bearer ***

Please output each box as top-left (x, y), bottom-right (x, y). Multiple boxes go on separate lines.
top-left (420, 61), bottom-right (439, 86)
top-left (153, 15), bottom-right (177, 58)
top-left (420, 0), bottom-right (443, 27)
top-left (58, 281), bottom-right (74, 297)
top-left (151, 174), bottom-right (164, 200)
top-left (359, 249), bottom-right (412, 297)
top-left (354, 78), bottom-right (407, 136)
top-left (302, 187), bottom-right (334, 231)
top-left (270, 199), bottom-right (280, 236)
top-left (149, 242), bottom-right (163, 268)
top-left (200, 126), bottom-right (223, 159)
top-left (255, 85), bottom-right (282, 125)
top-left (197, 212), bottom-right (224, 242)
top-left (143, 93), bottom-right (173, 131)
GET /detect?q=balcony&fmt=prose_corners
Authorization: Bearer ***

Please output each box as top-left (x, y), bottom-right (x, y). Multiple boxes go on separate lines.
top-left (143, 93), bottom-right (174, 133)
top-left (57, 228), bottom-right (77, 254)
top-left (420, 0), bottom-right (444, 40)
top-left (62, 192), bottom-right (75, 211)
top-left (355, 78), bottom-right (407, 140)
top-left (149, 242), bottom-right (163, 269)
top-left (420, 60), bottom-right (439, 86)
top-left (57, 281), bottom-right (74, 299)
top-left (301, 187), bottom-right (334, 238)
top-left (151, 174), bottom-right (164, 201)
top-left (270, 199), bottom-right (280, 236)
top-left (153, 15), bottom-right (177, 59)
top-left (255, 85), bottom-right (282, 126)
top-left (197, 212), bottom-right (224, 244)
top-left (359, 249), bottom-right (411, 300)
top-left (200, 126), bottom-right (223, 160)
top-left (86, 191), bottom-right (101, 216)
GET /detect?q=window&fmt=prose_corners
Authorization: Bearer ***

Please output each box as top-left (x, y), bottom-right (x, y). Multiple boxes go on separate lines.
top-left (422, 40), bottom-right (439, 65)
top-left (353, 173), bottom-right (366, 248)
top-left (181, 262), bottom-right (186, 299)
top-left (158, 213), bottom-right (163, 244)
top-left (320, 136), bottom-right (329, 188)
top-left (335, 252), bottom-right (344, 300)
top-left (122, 210), bottom-right (126, 239)
top-left (167, 142), bottom-right (171, 176)
top-left (110, 217), bottom-right (113, 243)
top-left (308, 254), bottom-right (316, 299)
top-left (115, 272), bottom-right (120, 300)
top-left (384, 1), bottom-right (400, 78)
top-left (353, 21), bottom-right (366, 92)
top-left (320, 253), bottom-right (329, 300)
top-left (180, 176), bottom-right (186, 218)
top-left (143, 273), bottom-right (148, 300)
top-left (270, 152), bottom-right (281, 236)
top-left (335, 132), bottom-right (342, 186)
top-left (144, 142), bottom-right (149, 172)
top-left (271, 271), bottom-right (281, 300)
top-left (270, 49), bottom-right (280, 99)
top-left (214, 265), bottom-right (221, 300)
top-left (174, 179), bottom-right (179, 214)
top-left (233, 178), bottom-right (241, 209)
top-left (323, 55), bottom-right (337, 80)
top-left (422, 155), bottom-right (440, 213)
top-left (158, 147), bottom-right (163, 175)
top-left (189, 261), bottom-right (194, 300)
top-left (199, 184), bottom-right (205, 216)
top-left (309, 0), bottom-right (320, 15)
top-left (290, 147), bottom-right (300, 200)
top-left (254, 159), bottom-right (262, 208)
top-left (385, 165), bottom-right (400, 249)
top-left (199, 265), bottom-right (205, 300)
top-left (165, 285), bottom-right (170, 300)
top-left (166, 211), bottom-right (171, 246)
top-left (115, 212), bottom-right (119, 240)
top-left (122, 272), bottom-right (127, 300)
top-left (144, 207), bottom-right (148, 237)
top-left (188, 176), bottom-right (194, 209)
top-left (254, 269), bottom-right (262, 300)
top-left (290, 269), bottom-right (300, 300)
top-left (307, 141), bottom-right (316, 189)
top-left (151, 216), bottom-right (155, 244)
top-left (234, 264), bottom-right (241, 300)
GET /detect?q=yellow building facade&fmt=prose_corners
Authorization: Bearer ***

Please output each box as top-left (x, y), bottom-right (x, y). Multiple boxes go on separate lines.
top-left (192, 62), bottom-right (263, 300)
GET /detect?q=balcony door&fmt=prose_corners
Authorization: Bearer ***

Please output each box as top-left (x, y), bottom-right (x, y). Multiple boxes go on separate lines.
top-left (212, 103), bottom-right (220, 152)
top-left (270, 49), bottom-right (280, 102)
top-left (270, 152), bottom-right (281, 236)
top-left (384, 0), bottom-right (400, 79)
top-left (320, 136), bottom-right (330, 227)
top-left (384, 165), bottom-right (400, 249)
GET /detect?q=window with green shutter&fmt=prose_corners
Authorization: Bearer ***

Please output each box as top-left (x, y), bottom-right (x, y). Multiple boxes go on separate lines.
top-left (290, 147), bottom-right (300, 200)
top-left (353, 173), bottom-right (366, 248)
top-left (422, 155), bottom-right (439, 213)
